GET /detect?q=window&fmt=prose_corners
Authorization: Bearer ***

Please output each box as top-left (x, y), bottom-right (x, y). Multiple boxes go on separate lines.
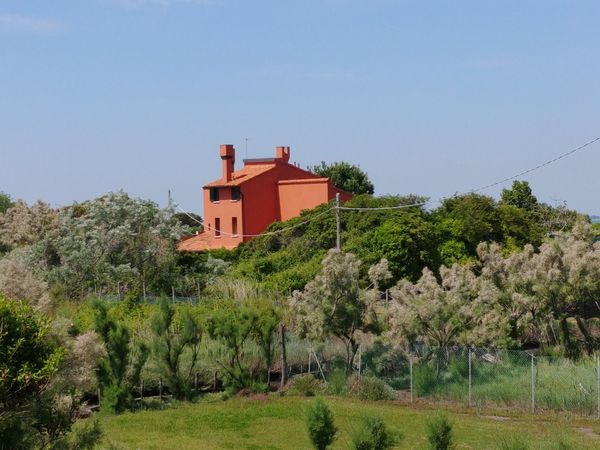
top-left (232, 217), bottom-right (238, 236)
top-left (231, 186), bottom-right (241, 201)
top-left (210, 187), bottom-right (220, 202)
top-left (214, 218), bottom-right (221, 237)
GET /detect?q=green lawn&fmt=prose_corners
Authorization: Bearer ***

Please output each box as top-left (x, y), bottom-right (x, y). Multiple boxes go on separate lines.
top-left (96, 396), bottom-right (600, 449)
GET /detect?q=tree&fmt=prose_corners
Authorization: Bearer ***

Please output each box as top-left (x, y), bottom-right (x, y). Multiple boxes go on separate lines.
top-left (500, 180), bottom-right (538, 211)
top-left (435, 194), bottom-right (502, 256)
top-left (0, 294), bottom-right (63, 446)
top-left (0, 191), bottom-right (14, 214)
top-left (250, 300), bottom-right (280, 385)
top-left (150, 298), bottom-right (201, 399)
top-left (309, 161), bottom-right (374, 195)
top-left (0, 199), bottom-right (58, 250)
top-left (0, 294), bottom-right (102, 449)
top-left (207, 305), bottom-right (259, 391)
top-left (351, 415), bottom-right (399, 450)
top-left (306, 398), bottom-right (337, 450)
top-left (92, 300), bottom-right (147, 413)
top-left (388, 264), bottom-right (477, 352)
top-left (0, 250), bottom-right (51, 311)
top-left (289, 250), bottom-right (380, 373)
top-left (43, 191), bottom-right (188, 298)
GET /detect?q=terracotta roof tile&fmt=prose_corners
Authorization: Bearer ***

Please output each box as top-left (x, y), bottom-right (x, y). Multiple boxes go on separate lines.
top-left (203, 164), bottom-right (275, 188)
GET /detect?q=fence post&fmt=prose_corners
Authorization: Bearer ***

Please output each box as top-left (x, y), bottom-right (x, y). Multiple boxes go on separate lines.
top-left (308, 346), bottom-right (312, 374)
top-left (279, 323), bottom-right (288, 389)
top-left (140, 379), bottom-right (144, 401)
top-left (531, 354), bottom-right (535, 414)
top-left (468, 348), bottom-right (472, 407)
top-left (171, 286), bottom-right (175, 304)
top-left (159, 377), bottom-right (163, 401)
top-left (409, 352), bottom-right (413, 404)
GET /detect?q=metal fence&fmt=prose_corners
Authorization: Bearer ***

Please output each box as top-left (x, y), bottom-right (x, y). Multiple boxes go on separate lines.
top-left (288, 343), bottom-right (600, 418)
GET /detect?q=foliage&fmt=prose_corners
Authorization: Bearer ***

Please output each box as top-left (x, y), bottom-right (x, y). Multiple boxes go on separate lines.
top-left (36, 191), bottom-right (188, 298)
top-left (309, 161), bottom-right (375, 195)
top-left (351, 415), bottom-right (399, 450)
top-left (0, 294), bottom-right (103, 449)
top-left (150, 297), bottom-right (201, 400)
top-left (287, 373), bottom-right (323, 397)
top-left (388, 264), bottom-right (477, 350)
top-left (501, 180), bottom-right (538, 211)
top-left (206, 302), bottom-right (262, 392)
top-left (0, 295), bottom-right (64, 447)
top-left (289, 250), bottom-right (380, 373)
top-left (0, 199), bottom-right (58, 250)
top-left (93, 300), bottom-right (147, 413)
top-left (306, 398), bottom-right (337, 450)
top-left (426, 414), bottom-right (454, 450)
top-left (0, 249), bottom-right (51, 311)
top-left (351, 376), bottom-right (396, 401)
top-left (0, 190), bottom-right (13, 214)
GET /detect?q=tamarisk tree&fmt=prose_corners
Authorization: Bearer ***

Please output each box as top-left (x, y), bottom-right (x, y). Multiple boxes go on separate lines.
top-left (289, 249), bottom-right (382, 373)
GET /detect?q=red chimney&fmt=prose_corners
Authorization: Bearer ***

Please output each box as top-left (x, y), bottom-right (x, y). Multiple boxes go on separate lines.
top-left (220, 144), bottom-right (235, 182)
top-left (275, 146), bottom-right (290, 163)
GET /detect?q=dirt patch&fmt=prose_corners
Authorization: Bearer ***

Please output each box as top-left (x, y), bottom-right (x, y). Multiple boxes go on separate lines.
top-left (577, 427), bottom-right (599, 438)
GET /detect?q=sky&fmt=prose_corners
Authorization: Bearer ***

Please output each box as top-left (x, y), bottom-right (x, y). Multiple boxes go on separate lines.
top-left (1, 0), bottom-right (599, 214)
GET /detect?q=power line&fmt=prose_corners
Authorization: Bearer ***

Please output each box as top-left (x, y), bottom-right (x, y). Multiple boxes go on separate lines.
top-left (174, 203), bottom-right (334, 238)
top-left (173, 134), bottom-right (600, 239)
top-left (341, 135), bottom-right (600, 212)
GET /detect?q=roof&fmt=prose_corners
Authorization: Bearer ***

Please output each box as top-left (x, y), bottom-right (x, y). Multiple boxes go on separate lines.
top-left (203, 163), bottom-right (275, 188)
top-left (176, 231), bottom-right (229, 252)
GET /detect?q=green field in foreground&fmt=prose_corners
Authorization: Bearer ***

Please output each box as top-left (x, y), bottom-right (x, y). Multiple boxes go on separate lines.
top-left (96, 396), bottom-right (600, 449)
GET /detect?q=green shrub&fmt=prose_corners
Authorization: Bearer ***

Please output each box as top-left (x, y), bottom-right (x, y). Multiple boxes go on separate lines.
top-left (351, 415), bottom-right (400, 450)
top-left (326, 369), bottom-right (348, 396)
top-left (289, 374), bottom-right (323, 397)
top-left (306, 398), bottom-right (337, 450)
top-left (414, 364), bottom-right (438, 396)
top-left (352, 376), bottom-right (396, 401)
top-left (426, 414), bottom-right (454, 450)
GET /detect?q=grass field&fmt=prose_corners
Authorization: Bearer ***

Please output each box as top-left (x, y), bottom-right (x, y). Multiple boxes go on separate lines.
top-left (95, 395), bottom-right (600, 449)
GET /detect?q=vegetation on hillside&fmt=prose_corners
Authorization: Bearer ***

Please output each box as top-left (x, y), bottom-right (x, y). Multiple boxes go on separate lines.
top-left (0, 178), bottom-right (596, 445)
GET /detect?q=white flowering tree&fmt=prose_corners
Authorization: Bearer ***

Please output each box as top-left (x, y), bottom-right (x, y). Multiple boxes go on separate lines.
top-left (289, 249), bottom-right (382, 373)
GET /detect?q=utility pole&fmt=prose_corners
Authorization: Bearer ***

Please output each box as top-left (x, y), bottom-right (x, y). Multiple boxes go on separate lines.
top-left (335, 193), bottom-right (341, 250)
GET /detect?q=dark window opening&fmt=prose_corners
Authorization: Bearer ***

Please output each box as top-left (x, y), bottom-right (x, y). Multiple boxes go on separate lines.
top-left (232, 217), bottom-right (238, 236)
top-left (210, 188), bottom-right (220, 202)
top-left (215, 218), bottom-right (221, 237)
top-left (231, 186), bottom-right (241, 201)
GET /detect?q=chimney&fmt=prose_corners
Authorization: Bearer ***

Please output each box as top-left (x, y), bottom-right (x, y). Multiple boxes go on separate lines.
top-left (275, 146), bottom-right (290, 163)
top-left (220, 144), bottom-right (235, 182)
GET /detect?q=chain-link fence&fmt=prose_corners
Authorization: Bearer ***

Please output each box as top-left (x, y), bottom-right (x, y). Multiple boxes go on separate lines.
top-left (286, 341), bottom-right (600, 418)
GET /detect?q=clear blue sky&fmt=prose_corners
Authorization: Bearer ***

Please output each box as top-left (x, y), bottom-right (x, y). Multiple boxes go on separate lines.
top-left (1, 0), bottom-right (599, 214)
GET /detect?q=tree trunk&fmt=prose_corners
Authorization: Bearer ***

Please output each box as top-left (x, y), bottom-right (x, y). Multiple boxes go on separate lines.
top-left (575, 316), bottom-right (594, 355)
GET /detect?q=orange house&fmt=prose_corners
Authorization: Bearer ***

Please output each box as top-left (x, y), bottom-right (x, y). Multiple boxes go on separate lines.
top-left (177, 144), bottom-right (352, 252)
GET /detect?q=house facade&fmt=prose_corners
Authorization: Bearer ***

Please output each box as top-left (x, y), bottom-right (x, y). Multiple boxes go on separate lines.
top-left (177, 144), bottom-right (351, 252)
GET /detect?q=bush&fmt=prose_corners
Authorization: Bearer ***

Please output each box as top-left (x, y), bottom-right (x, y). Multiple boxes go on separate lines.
top-left (326, 369), bottom-right (348, 396)
top-left (426, 414), bottom-right (454, 450)
top-left (306, 398), bottom-right (337, 450)
top-left (351, 376), bottom-right (396, 401)
top-left (288, 374), bottom-right (323, 397)
top-left (351, 415), bottom-right (400, 450)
